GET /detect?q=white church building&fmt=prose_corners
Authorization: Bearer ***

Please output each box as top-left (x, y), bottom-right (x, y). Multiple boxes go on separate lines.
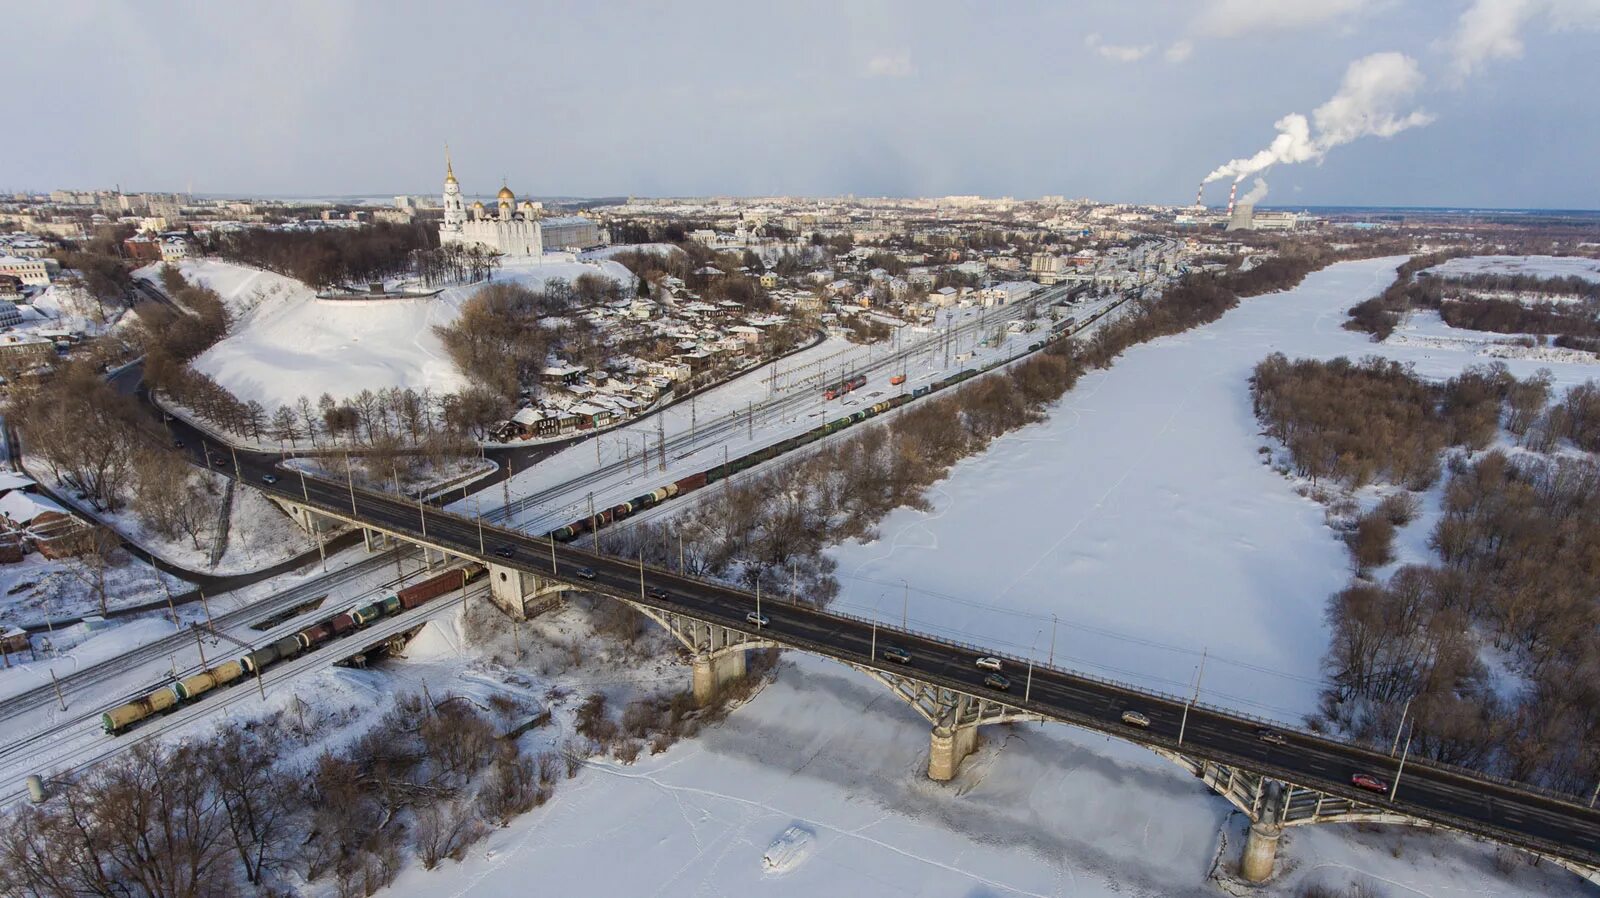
top-left (439, 154), bottom-right (543, 258)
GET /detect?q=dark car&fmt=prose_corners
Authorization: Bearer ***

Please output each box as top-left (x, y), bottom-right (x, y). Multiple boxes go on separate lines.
top-left (172, 439), bottom-right (184, 449)
top-left (882, 646), bottom-right (913, 664)
top-left (574, 567), bottom-right (596, 580)
top-left (1351, 773), bottom-right (1389, 793)
top-left (208, 455), bottom-right (225, 467)
top-left (260, 473), bottom-right (280, 485)
top-left (1256, 727), bottom-right (1287, 746)
top-left (646, 587), bottom-right (669, 600)
top-left (493, 545), bottom-right (515, 559)
top-left (983, 672), bottom-right (1011, 691)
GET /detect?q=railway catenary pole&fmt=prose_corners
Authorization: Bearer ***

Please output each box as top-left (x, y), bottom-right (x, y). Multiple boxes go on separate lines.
top-left (193, 624), bottom-right (208, 668)
top-left (1048, 614), bottom-right (1057, 667)
top-left (549, 534), bottom-right (557, 574)
top-left (49, 669), bottom-right (65, 712)
top-left (475, 497), bottom-right (485, 554)
top-left (901, 580), bottom-right (909, 630)
top-left (638, 547), bottom-right (645, 600)
top-left (588, 492), bottom-right (598, 550)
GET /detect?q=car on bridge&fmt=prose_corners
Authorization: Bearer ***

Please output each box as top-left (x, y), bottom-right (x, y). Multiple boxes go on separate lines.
top-left (745, 611), bottom-right (770, 628)
top-left (975, 656), bottom-right (1003, 672)
top-left (882, 646), bottom-right (912, 664)
top-left (575, 567), bottom-right (596, 580)
top-left (983, 672), bottom-right (1011, 691)
top-left (647, 587), bottom-right (669, 600)
top-left (1256, 727), bottom-right (1287, 746)
top-left (1351, 773), bottom-right (1389, 793)
top-left (494, 545), bottom-right (516, 559)
top-left (1120, 710), bottom-right (1151, 728)
top-left (260, 473), bottom-right (280, 485)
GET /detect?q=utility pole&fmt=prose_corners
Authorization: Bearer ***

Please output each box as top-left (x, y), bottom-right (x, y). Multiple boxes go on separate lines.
top-left (690, 393), bottom-right (696, 441)
top-left (475, 497), bottom-right (485, 554)
top-left (657, 418), bottom-right (666, 472)
top-left (230, 444), bottom-right (242, 483)
top-left (870, 616), bottom-right (877, 661)
top-left (549, 534), bottom-right (557, 573)
top-left (747, 400), bottom-right (753, 441)
top-left (50, 669), bottom-right (65, 711)
top-left (1048, 614), bottom-right (1057, 667)
top-left (588, 492), bottom-right (598, 550)
top-left (418, 491), bottom-right (427, 539)
top-left (1389, 730), bottom-right (1412, 803)
top-left (193, 624), bottom-right (208, 668)
top-left (901, 580), bottom-right (909, 630)
top-left (638, 547), bottom-right (645, 600)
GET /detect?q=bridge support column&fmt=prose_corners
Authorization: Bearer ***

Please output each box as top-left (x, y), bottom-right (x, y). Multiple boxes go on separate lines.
top-left (1240, 821), bottom-right (1282, 883)
top-left (487, 563), bottom-right (568, 620)
top-left (928, 703), bottom-right (978, 782)
top-left (691, 650), bottom-right (746, 705)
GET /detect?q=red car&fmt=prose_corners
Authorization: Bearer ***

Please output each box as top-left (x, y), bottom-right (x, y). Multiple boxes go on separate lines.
top-left (1351, 773), bottom-right (1389, 793)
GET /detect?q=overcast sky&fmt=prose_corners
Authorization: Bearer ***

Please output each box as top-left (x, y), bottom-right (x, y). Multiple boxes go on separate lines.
top-left (9, 1), bottom-right (1599, 208)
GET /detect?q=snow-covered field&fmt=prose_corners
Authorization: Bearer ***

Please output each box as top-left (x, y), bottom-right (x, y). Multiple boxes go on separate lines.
top-left (161, 257), bottom-right (632, 411)
top-left (1427, 254), bottom-right (1600, 283)
top-left (1383, 309), bottom-right (1599, 365)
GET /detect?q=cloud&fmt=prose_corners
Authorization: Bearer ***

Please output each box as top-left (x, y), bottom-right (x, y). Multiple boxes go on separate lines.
top-left (1084, 32), bottom-right (1155, 62)
top-left (1164, 40), bottom-right (1195, 63)
top-left (1204, 51), bottom-right (1433, 184)
top-left (864, 49), bottom-right (914, 78)
top-left (1443, 0), bottom-right (1600, 77)
top-left (1195, 0), bottom-right (1376, 37)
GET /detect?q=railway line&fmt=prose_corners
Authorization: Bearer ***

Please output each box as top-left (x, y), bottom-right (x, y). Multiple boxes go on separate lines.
top-left (0, 546), bottom-right (424, 729)
top-left (484, 282), bottom-right (1106, 529)
top-left (0, 582), bottom-right (490, 806)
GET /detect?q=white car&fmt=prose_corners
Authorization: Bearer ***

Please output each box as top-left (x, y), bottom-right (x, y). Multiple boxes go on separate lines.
top-left (1120, 710), bottom-right (1151, 728)
top-left (745, 611), bottom-right (769, 628)
top-left (974, 656), bottom-right (1003, 672)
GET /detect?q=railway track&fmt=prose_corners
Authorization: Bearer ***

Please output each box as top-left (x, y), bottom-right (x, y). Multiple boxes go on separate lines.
top-left (0, 546), bottom-right (424, 728)
top-left (486, 283), bottom-right (1091, 526)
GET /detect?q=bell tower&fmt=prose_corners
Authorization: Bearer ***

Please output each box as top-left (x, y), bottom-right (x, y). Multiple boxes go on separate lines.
top-left (441, 146), bottom-right (465, 234)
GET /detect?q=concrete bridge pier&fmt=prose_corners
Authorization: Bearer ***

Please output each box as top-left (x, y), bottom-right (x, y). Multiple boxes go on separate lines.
top-left (272, 498), bottom-right (341, 536)
top-left (1240, 821), bottom-right (1282, 882)
top-left (928, 701), bottom-right (978, 782)
top-left (692, 649), bottom-right (746, 705)
top-left (486, 563), bottom-right (568, 620)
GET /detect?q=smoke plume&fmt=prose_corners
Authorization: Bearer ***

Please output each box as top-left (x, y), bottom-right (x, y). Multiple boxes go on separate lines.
top-left (1239, 177), bottom-right (1269, 206)
top-left (1203, 52), bottom-right (1434, 186)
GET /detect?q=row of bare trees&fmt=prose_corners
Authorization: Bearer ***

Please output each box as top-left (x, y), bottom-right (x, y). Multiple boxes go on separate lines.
top-left (412, 242), bottom-right (500, 287)
top-left (0, 691), bottom-right (555, 898)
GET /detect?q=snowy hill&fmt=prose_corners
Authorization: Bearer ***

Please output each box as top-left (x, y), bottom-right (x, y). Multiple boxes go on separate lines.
top-left (156, 257), bottom-right (630, 411)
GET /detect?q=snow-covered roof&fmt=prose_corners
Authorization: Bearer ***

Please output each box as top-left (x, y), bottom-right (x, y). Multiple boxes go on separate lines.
top-left (0, 490), bottom-right (68, 525)
top-left (0, 473), bottom-right (37, 494)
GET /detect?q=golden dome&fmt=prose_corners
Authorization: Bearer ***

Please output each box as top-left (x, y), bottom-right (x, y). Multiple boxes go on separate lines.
top-left (472, 200), bottom-right (485, 209)
top-left (497, 185), bottom-right (515, 200)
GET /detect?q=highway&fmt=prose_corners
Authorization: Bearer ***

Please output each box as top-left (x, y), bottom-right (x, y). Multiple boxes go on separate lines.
top-left (257, 463), bottom-right (1600, 872)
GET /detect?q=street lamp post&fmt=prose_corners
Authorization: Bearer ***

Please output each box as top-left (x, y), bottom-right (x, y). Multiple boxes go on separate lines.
top-left (1391, 696), bottom-right (1412, 757)
top-left (1177, 648), bottom-right (1207, 746)
top-left (1389, 730), bottom-right (1412, 803)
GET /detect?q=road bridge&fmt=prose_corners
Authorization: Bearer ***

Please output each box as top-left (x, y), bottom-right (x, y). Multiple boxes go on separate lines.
top-left (259, 465), bottom-right (1600, 888)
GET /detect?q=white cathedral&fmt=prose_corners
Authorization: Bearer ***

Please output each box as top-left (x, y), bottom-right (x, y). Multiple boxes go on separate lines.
top-left (438, 153), bottom-right (543, 258)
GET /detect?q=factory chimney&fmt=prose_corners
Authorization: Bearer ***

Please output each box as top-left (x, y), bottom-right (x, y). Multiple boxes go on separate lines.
top-left (1226, 180), bottom-right (1238, 217)
top-left (1194, 183), bottom-right (1205, 208)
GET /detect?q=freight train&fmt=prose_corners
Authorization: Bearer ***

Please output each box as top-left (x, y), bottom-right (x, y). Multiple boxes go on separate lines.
top-left (544, 292), bottom-right (1124, 547)
top-left (101, 564), bottom-right (486, 735)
